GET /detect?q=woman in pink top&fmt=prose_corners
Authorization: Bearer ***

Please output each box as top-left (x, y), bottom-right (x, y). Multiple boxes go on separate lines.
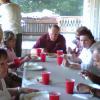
top-left (4, 31), bottom-right (31, 68)
top-left (4, 31), bottom-right (17, 62)
top-left (3, 31), bottom-right (31, 88)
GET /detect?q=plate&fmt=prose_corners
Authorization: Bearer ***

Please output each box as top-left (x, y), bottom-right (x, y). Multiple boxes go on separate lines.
top-left (20, 91), bottom-right (49, 100)
top-left (26, 66), bottom-right (44, 71)
top-left (24, 62), bottom-right (44, 71)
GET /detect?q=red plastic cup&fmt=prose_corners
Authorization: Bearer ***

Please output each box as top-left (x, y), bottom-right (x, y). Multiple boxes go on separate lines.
top-left (66, 79), bottom-right (75, 94)
top-left (57, 50), bottom-right (63, 56)
top-left (14, 58), bottom-right (21, 67)
top-left (42, 71), bottom-right (50, 85)
top-left (41, 53), bottom-right (46, 62)
top-left (57, 56), bottom-right (63, 65)
top-left (49, 92), bottom-right (60, 100)
top-left (36, 48), bottom-right (42, 56)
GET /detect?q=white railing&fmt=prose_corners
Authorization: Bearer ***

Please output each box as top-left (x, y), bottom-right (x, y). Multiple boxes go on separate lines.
top-left (21, 16), bottom-right (83, 35)
top-left (57, 16), bottom-right (83, 33)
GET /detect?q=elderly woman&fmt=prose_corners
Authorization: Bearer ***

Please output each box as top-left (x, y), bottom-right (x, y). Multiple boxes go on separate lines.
top-left (63, 28), bottom-right (100, 70)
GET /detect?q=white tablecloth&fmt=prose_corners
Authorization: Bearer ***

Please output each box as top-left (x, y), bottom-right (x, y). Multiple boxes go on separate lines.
top-left (22, 57), bottom-right (100, 100)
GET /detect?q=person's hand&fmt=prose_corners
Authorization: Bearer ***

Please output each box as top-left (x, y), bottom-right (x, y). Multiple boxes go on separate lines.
top-left (19, 88), bottom-right (39, 94)
top-left (62, 55), bottom-right (70, 67)
top-left (80, 70), bottom-right (92, 79)
top-left (77, 83), bottom-right (91, 93)
top-left (20, 56), bottom-right (31, 64)
top-left (81, 70), bottom-right (92, 76)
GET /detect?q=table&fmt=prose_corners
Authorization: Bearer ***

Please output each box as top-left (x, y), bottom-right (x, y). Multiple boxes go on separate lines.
top-left (22, 57), bottom-right (100, 100)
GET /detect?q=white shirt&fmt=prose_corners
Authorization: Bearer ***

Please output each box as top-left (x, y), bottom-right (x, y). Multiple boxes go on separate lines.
top-left (80, 42), bottom-right (100, 75)
top-left (0, 79), bottom-right (11, 100)
top-left (79, 48), bottom-right (92, 65)
top-left (0, 3), bottom-right (22, 34)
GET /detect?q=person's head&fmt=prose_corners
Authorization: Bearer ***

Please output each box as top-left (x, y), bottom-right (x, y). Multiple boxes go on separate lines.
top-left (76, 26), bottom-right (88, 40)
top-left (0, 49), bottom-right (8, 78)
top-left (0, 27), bottom-right (3, 43)
top-left (0, 0), bottom-right (10, 4)
top-left (92, 46), bottom-right (100, 69)
top-left (48, 24), bottom-right (60, 41)
top-left (4, 31), bottom-right (16, 48)
top-left (79, 29), bottom-right (95, 49)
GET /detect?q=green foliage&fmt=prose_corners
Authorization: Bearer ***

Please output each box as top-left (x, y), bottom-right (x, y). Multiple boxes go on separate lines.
top-left (11, 0), bottom-right (83, 16)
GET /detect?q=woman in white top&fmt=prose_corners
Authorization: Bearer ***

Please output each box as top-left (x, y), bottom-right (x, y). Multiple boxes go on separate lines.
top-left (63, 29), bottom-right (97, 69)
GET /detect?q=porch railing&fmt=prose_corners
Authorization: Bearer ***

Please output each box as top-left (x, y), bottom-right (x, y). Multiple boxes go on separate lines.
top-left (21, 16), bottom-right (83, 35)
top-left (57, 16), bottom-right (83, 33)
top-left (21, 17), bottom-right (57, 35)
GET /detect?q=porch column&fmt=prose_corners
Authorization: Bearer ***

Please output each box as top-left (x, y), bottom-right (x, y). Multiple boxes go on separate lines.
top-left (83, 0), bottom-right (100, 41)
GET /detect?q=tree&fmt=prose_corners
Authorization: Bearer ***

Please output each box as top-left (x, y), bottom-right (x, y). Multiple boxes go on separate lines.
top-left (11, 0), bottom-right (83, 16)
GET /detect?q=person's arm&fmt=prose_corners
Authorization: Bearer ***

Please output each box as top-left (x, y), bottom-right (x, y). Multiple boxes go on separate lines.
top-left (8, 87), bottom-right (39, 96)
top-left (63, 56), bottom-right (81, 70)
top-left (8, 62), bottom-right (18, 68)
top-left (8, 87), bottom-right (19, 96)
top-left (87, 72), bottom-right (100, 84)
top-left (81, 71), bottom-right (100, 84)
top-left (77, 83), bottom-right (100, 98)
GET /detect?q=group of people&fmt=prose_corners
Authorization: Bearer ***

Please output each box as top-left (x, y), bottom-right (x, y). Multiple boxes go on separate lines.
top-left (33, 24), bottom-right (100, 97)
top-left (0, 0), bottom-right (100, 99)
top-left (0, 0), bottom-right (39, 100)
top-left (63, 26), bottom-right (100, 97)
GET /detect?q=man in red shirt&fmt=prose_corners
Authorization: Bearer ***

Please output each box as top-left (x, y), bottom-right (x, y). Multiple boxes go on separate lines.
top-left (33, 24), bottom-right (67, 53)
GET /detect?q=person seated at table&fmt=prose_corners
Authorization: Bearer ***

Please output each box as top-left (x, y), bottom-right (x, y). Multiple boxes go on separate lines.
top-left (68, 26), bottom-right (88, 56)
top-left (63, 29), bottom-right (100, 70)
top-left (33, 24), bottom-right (67, 54)
top-left (0, 48), bottom-right (39, 100)
top-left (4, 31), bottom-right (31, 68)
top-left (76, 46), bottom-right (100, 98)
top-left (3, 31), bottom-right (31, 87)
top-left (80, 46), bottom-right (100, 84)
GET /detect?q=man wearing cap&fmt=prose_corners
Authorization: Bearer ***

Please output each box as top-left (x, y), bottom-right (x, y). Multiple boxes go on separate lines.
top-left (33, 24), bottom-right (67, 53)
top-left (0, 0), bottom-right (22, 57)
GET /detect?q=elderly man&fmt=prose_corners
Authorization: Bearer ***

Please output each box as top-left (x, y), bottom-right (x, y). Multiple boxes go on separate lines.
top-left (33, 24), bottom-right (67, 53)
top-left (77, 46), bottom-right (100, 98)
top-left (0, 0), bottom-right (22, 57)
top-left (81, 46), bottom-right (100, 84)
